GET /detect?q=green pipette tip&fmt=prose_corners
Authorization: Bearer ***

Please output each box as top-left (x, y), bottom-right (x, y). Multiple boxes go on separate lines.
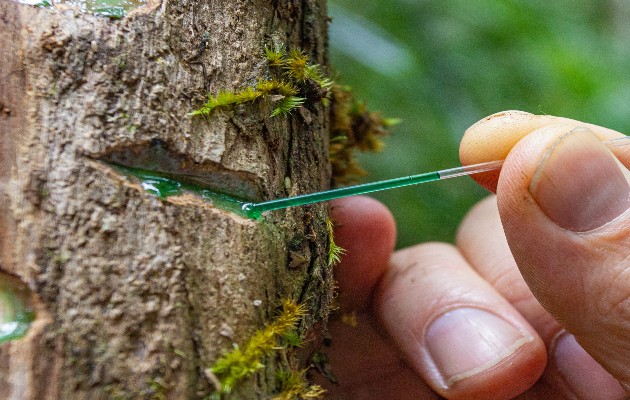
top-left (242, 135), bottom-right (629, 219)
top-left (241, 160), bottom-right (501, 219)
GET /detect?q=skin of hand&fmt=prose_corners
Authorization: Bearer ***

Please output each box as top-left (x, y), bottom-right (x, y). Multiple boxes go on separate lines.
top-left (317, 111), bottom-right (630, 400)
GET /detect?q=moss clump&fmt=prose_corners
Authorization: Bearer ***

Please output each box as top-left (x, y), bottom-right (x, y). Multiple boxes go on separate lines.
top-left (191, 43), bottom-right (332, 118)
top-left (329, 85), bottom-right (399, 186)
top-left (273, 369), bottom-right (325, 400)
top-left (190, 80), bottom-right (304, 118)
top-left (279, 48), bottom-right (333, 99)
top-left (207, 299), bottom-right (307, 396)
top-left (325, 217), bottom-right (345, 267)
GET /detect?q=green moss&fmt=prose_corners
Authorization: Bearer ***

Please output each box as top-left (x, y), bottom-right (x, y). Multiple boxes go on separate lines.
top-left (191, 43), bottom-right (332, 118)
top-left (207, 299), bottom-right (307, 396)
top-left (104, 384), bottom-right (128, 400)
top-left (113, 55), bottom-right (127, 70)
top-left (282, 49), bottom-right (333, 94)
top-left (147, 377), bottom-right (167, 400)
top-left (325, 217), bottom-right (345, 267)
top-left (270, 96), bottom-right (306, 118)
top-left (273, 369), bottom-right (325, 400)
top-left (190, 80), bottom-right (304, 118)
top-left (280, 329), bottom-right (302, 348)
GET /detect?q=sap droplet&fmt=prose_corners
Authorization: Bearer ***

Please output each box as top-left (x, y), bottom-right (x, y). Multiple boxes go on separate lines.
top-left (0, 274), bottom-right (35, 344)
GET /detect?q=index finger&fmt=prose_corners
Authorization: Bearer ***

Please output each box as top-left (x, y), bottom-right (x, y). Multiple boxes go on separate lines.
top-left (330, 196), bottom-right (396, 311)
top-left (459, 110), bottom-right (628, 192)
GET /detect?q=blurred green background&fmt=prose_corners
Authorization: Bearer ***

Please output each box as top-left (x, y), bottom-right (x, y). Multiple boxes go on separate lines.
top-left (328, 0), bottom-right (630, 248)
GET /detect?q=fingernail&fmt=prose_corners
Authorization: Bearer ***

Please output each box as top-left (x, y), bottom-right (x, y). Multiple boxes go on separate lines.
top-left (554, 332), bottom-right (627, 400)
top-left (425, 308), bottom-right (533, 387)
top-left (529, 128), bottom-right (630, 232)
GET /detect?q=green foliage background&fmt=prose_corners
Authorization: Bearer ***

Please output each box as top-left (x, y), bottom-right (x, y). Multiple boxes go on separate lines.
top-left (329, 0), bottom-right (630, 247)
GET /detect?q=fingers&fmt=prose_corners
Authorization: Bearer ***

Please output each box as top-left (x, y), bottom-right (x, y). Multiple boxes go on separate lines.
top-left (456, 196), bottom-right (561, 342)
top-left (325, 196), bottom-right (437, 399)
top-left (457, 195), bottom-right (628, 399)
top-left (459, 110), bottom-right (627, 192)
top-left (330, 196), bottom-right (396, 311)
top-left (495, 124), bottom-right (630, 388)
top-left (375, 242), bottom-right (546, 400)
top-left (316, 313), bottom-right (440, 400)
top-left (460, 111), bottom-right (630, 388)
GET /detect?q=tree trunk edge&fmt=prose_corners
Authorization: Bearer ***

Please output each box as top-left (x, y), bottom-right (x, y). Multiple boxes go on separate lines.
top-left (0, 1), bottom-right (334, 399)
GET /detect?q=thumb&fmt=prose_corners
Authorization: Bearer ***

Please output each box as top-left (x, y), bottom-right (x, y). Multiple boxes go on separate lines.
top-left (496, 125), bottom-right (630, 387)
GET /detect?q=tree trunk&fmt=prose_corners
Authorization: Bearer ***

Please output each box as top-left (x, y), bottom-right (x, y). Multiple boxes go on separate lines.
top-left (0, 0), bottom-right (333, 398)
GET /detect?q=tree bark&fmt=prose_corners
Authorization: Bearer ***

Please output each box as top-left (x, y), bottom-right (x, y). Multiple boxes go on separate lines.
top-left (0, 0), bottom-right (333, 398)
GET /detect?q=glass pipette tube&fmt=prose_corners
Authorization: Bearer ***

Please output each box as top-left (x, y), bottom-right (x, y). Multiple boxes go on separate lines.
top-left (242, 136), bottom-right (629, 219)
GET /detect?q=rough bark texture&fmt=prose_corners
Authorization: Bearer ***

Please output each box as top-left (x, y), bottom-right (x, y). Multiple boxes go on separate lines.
top-left (0, 0), bottom-right (333, 398)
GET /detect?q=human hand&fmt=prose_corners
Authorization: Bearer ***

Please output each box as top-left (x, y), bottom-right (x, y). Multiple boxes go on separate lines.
top-left (317, 111), bottom-right (630, 399)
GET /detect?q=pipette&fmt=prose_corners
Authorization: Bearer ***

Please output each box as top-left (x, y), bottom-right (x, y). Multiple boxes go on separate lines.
top-left (242, 136), bottom-right (629, 219)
